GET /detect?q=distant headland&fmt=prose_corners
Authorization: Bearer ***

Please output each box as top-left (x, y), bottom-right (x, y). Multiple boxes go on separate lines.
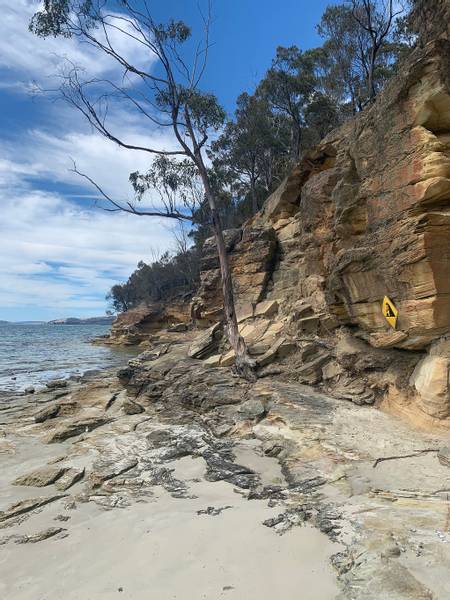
top-left (48, 316), bottom-right (116, 325)
top-left (0, 316), bottom-right (115, 325)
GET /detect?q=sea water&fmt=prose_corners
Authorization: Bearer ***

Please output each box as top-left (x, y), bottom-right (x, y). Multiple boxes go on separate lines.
top-left (0, 323), bottom-right (131, 392)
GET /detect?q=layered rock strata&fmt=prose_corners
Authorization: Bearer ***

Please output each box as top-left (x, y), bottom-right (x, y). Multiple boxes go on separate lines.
top-left (106, 299), bottom-right (191, 345)
top-left (104, 1), bottom-right (450, 425)
top-left (190, 10), bottom-right (450, 425)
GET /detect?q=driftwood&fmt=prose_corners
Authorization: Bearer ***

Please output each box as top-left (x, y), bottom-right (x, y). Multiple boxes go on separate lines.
top-left (372, 449), bottom-right (439, 469)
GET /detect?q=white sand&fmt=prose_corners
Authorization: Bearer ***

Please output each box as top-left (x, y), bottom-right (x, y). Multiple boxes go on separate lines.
top-left (0, 453), bottom-right (340, 600)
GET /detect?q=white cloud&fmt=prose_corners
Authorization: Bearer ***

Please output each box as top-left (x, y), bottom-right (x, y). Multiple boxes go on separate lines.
top-left (0, 0), bottom-right (189, 319)
top-left (22, 122), bottom-right (176, 199)
top-left (0, 0), bottom-right (156, 86)
top-left (0, 188), bottom-right (177, 315)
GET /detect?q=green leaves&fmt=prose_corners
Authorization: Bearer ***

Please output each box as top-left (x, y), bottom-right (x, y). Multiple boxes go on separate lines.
top-left (29, 0), bottom-right (72, 37)
top-left (130, 156), bottom-right (204, 217)
top-left (29, 0), bottom-right (97, 37)
top-left (154, 20), bottom-right (192, 43)
top-left (184, 90), bottom-right (226, 134)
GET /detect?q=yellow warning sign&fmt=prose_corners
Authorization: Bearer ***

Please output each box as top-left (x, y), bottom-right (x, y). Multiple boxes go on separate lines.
top-left (382, 296), bottom-right (398, 329)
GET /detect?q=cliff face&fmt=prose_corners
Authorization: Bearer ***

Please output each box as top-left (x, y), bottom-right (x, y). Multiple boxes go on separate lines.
top-left (108, 300), bottom-right (191, 345)
top-left (192, 9), bottom-right (450, 427)
top-left (412, 0), bottom-right (450, 45)
top-left (258, 41), bottom-right (450, 352)
top-left (192, 228), bottom-right (277, 326)
top-left (110, 1), bottom-right (450, 427)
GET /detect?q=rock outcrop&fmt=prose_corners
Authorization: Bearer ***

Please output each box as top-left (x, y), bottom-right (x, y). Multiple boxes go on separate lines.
top-left (106, 298), bottom-right (191, 345)
top-left (192, 228), bottom-right (277, 325)
top-left (255, 38), bottom-right (450, 352)
top-left (184, 5), bottom-right (450, 425)
top-left (103, 0), bottom-right (450, 426)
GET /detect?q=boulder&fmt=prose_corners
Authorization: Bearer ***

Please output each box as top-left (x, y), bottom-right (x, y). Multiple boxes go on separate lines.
top-left (220, 350), bottom-right (235, 367)
top-left (263, 321), bottom-right (284, 339)
top-left (203, 354), bottom-right (222, 367)
top-left (257, 337), bottom-right (295, 368)
top-left (240, 320), bottom-right (270, 343)
top-left (296, 352), bottom-right (331, 385)
top-left (89, 457), bottom-right (138, 487)
top-left (292, 302), bottom-right (314, 320)
top-left (410, 355), bottom-right (450, 419)
top-left (238, 398), bottom-right (267, 420)
top-left (188, 323), bottom-right (223, 360)
top-left (254, 300), bottom-right (279, 318)
top-left (45, 379), bottom-right (67, 390)
top-left (248, 342), bottom-right (271, 356)
top-left (236, 303), bottom-right (254, 323)
top-left (55, 468), bottom-right (85, 491)
top-left (13, 466), bottom-right (67, 487)
top-left (296, 315), bottom-right (321, 334)
top-left (45, 416), bottom-right (111, 443)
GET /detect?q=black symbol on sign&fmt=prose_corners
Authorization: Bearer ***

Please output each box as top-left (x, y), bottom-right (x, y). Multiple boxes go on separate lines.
top-left (385, 304), bottom-right (395, 317)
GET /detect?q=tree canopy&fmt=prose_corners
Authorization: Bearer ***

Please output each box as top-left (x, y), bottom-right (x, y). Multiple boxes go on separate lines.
top-left (29, 1), bottom-right (416, 323)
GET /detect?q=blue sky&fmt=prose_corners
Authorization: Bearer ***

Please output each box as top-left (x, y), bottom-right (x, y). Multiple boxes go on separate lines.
top-left (0, 0), bottom-right (333, 321)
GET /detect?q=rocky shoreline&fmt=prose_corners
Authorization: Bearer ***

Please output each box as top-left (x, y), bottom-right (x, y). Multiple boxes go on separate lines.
top-left (2, 331), bottom-right (450, 598)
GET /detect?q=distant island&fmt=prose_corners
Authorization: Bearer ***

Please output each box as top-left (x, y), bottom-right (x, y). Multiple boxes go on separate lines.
top-left (48, 316), bottom-right (116, 325)
top-left (0, 320), bottom-right (46, 325)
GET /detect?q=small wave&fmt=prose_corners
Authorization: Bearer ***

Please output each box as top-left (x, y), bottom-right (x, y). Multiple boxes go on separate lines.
top-left (0, 324), bottom-right (132, 392)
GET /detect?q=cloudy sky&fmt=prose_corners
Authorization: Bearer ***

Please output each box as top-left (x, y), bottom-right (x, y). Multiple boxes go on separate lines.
top-left (0, 0), bottom-right (328, 321)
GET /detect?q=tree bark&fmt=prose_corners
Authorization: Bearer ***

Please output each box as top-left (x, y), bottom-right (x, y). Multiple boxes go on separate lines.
top-left (251, 181), bottom-right (258, 215)
top-left (210, 207), bottom-right (256, 380)
top-left (368, 45), bottom-right (376, 101)
top-left (292, 121), bottom-right (302, 161)
top-left (196, 160), bottom-right (256, 381)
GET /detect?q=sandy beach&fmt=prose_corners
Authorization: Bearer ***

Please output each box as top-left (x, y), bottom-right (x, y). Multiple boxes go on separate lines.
top-left (1, 337), bottom-right (450, 600)
top-left (0, 371), bottom-right (340, 600)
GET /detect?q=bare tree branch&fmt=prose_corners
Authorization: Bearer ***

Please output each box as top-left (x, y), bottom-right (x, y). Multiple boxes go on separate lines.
top-left (70, 162), bottom-right (193, 221)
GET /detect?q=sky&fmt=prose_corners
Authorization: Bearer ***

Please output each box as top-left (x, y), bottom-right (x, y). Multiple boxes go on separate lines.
top-left (0, 0), bottom-right (333, 321)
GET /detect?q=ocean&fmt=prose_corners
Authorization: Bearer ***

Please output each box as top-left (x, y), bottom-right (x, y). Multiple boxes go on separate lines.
top-left (0, 323), bottom-right (132, 393)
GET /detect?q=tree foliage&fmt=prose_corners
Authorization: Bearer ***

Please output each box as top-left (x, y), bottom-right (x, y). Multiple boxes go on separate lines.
top-left (106, 248), bottom-right (201, 313)
top-left (30, 1), bottom-right (416, 335)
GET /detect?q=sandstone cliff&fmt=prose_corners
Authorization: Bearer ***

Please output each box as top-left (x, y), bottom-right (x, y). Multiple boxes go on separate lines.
top-left (191, 3), bottom-right (450, 427)
top-left (106, 298), bottom-right (192, 345)
top-left (108, 1), bottom-right (450, 428)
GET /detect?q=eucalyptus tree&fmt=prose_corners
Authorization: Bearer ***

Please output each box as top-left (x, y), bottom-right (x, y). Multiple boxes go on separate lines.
top-left (211, 93), bottom-right (279, 215)
top-left (30, 0), bottom-right (256, 378)
top-left (349, 0), bottom-right (405, 101)
top-left (257, 46), bottom-right (316, 161)
top-left (106, 283), bottom-right (136, 313)
top-left (317, 5), bottom-right (369, 112)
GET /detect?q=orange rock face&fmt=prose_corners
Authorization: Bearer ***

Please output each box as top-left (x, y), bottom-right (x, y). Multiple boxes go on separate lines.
top-left (254, 37), bottom-right (450, 353)
top-left (192, 227), bottom-right (276, 324)
top-left (109, 300), bottom-right (191, 345)
top-left (193, 16), bottom-right (450, 422)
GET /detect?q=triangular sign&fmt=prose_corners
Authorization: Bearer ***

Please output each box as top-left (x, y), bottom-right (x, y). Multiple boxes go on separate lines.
top-left (382, 296), bottom-right (398, 329)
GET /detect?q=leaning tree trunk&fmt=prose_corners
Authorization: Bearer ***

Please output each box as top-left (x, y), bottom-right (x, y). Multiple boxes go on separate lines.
top-left (197, 163), bottom-right (256, 381)
top-left (210, 207), bottom-right (256, 380)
